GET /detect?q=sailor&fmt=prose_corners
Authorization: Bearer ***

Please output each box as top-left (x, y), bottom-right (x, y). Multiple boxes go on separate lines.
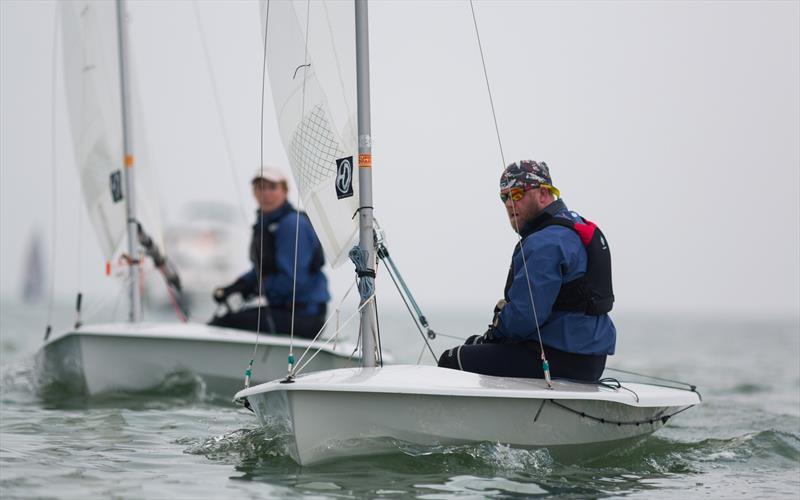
top-left (209, 166), bottom-right (330, 338)
top-left (438, 160), bottom-right (616, 381)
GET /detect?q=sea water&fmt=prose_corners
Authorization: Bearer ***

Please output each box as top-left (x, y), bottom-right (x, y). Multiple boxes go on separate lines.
top-left (1, 298), bottom-right (798, 499)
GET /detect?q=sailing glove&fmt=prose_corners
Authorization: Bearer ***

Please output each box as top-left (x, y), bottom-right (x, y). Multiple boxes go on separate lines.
top-left (213, 277), bottom-right (249, 303)
top-left (464, 327), bottom-right (496, 345)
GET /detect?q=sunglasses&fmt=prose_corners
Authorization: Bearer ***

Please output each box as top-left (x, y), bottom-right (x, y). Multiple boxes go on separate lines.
top-left (499, 184), bottom-right (559, 203)
top-left (499, 185), bottom-right (537, 203)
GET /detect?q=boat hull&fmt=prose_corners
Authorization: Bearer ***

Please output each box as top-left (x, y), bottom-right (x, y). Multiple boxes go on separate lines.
top-left (36, 322), bottom-right (358, 400)
top-left (238, 365), bottom-right (700, 465)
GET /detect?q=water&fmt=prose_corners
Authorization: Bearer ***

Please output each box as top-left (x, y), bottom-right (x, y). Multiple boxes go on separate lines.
top-left (2, 299), bottom-right (798, 498)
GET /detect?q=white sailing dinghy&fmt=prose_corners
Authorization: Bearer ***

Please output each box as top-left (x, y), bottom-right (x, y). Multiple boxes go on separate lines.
top-left (35, 0), bottom-right (361, 399)
top-left (235, 0), bottom-right (701, 465)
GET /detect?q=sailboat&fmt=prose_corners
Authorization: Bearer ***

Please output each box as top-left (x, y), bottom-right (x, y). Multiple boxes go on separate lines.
top-left (35, 0), bottom-right (360, 400)
top-left (235, 0), bottom-right (701, 465)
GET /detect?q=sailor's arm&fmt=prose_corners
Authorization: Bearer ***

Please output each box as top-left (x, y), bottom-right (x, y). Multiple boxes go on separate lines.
top-left (493, 232), bottom-right (567, 340)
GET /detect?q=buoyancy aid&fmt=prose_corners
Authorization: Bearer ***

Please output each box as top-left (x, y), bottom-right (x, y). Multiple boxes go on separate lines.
top-left (504, 211), bottom-right (614, 316)
top-left (249, 206), bottom-right (325, 278)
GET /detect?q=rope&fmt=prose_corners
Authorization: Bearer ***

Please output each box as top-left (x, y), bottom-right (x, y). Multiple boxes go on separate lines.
top-left (45, 6), bottom-right (59, 341)
top-left (190, 0), bottom-right (248, 225)
top-left (289, 279), bottom-right (357, 371)
top-left (374, 295), bottom-right (383, 367)
top-left (349, 246), bottom-right (375, 299)
top-left (547, 399), bottom-right (696, 427)
top-left (468, 0), bottom-right (551, 386)
top-left (350, 244), bottom-right (379, 363)
top-left (286, 0), bottom-right (314, 375)
top-left (469, 0), bottom-right (506, 169)
top-left (604, 367), bottom-right (699, 393)
top-left (293, 294), bottom-right (375, 376)
top-left (244, 0), bottom-right (272, 389)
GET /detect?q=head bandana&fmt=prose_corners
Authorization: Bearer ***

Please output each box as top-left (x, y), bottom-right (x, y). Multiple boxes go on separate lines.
top-left (499, 160), bottom-right (560, 198)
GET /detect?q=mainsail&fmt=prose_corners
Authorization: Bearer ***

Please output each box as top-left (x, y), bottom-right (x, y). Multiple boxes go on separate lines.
top-left (60, 1), bottom-right (162, 262)
top-left (260, 0), bottom-right (359, 268)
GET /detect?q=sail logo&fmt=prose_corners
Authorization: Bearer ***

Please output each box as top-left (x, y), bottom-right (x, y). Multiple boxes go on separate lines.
top-left (110, 170), bottom-right (124, 203)
top-left (335, 156), bottom-right (354, 199)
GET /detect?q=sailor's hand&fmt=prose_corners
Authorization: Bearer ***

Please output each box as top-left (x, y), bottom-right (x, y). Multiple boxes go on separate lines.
top-left (464, 327), bottom-right (495, 345)
top-left (214, 277), bottom-right (251, 303)
top-left (464, 334), bottom-right (482, 345)
top-left (213, 286), bottom-right (228, 303)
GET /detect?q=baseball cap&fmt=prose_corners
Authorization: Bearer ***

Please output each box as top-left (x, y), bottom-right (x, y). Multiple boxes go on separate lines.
top-left (252, 165), bottom-right (288, 185)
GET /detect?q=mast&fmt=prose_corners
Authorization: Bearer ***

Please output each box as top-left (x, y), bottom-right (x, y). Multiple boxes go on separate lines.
top-left (355, 0), bottom-right (377, 367)
top-left (115, 0), bottom-right (141, 322)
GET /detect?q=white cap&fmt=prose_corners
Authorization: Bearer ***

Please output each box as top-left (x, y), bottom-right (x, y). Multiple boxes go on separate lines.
top-left (252, 165), bottom-right (288, 184)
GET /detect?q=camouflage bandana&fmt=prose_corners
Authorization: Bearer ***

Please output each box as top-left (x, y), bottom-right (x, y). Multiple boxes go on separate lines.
top-left (499, 160), bottom-right (556, 192)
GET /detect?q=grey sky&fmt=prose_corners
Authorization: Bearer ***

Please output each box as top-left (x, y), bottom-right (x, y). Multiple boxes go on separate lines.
top-left (1, 0), bottom-right (798, 321)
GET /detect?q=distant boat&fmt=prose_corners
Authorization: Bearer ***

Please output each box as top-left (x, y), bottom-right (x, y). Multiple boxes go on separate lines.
top-left (20, 230), bottom-right (45, 304)
top-left (145, 201), bottom-right (249, 318)
top-left (36, 0), bottom-right (360, 401)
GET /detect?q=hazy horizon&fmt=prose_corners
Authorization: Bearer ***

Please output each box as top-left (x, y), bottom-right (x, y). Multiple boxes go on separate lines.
top-left (2, 1), bottom-right (798, 322)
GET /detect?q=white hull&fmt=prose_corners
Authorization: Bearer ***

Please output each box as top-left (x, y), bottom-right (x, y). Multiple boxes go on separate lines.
top-left (36, 322), bottom-right (359, 400)
top-left (236, 365), bottom-right (701, 465)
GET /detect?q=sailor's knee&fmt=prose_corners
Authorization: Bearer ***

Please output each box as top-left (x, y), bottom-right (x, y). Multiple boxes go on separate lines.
top-left (437, 347), bottom-right (459, 369)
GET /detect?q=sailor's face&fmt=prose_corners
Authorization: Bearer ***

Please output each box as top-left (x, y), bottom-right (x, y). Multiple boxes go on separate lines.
top-left (502, 186), bottom-right (547, 233)
top-left (252, 179), bottom-right (287, 213)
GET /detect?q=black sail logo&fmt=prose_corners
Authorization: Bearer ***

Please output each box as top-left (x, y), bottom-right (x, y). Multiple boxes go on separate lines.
top-left (110, 170), bottom-right (124, 202)
top-left (335, 156), bottom-right (354, 199)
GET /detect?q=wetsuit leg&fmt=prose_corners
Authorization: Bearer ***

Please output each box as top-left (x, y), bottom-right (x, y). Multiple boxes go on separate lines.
top-left (438, 341), bottom-right (606, 381)
top-left (209, 306), bottom-right (326, 338)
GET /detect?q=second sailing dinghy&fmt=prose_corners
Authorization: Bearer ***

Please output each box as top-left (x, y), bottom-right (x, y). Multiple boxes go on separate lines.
top-left (236, 0), bottom-right (700, 465)
top-left (36, 0), bottom-right (362, 400)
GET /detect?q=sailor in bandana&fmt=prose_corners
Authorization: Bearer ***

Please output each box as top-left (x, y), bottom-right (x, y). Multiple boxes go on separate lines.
top-left (438, 160), bottom-right (617, 381)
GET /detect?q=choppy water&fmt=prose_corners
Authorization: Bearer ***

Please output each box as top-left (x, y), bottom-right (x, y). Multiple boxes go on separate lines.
top-left (1, 299), bottom-right (798, 499)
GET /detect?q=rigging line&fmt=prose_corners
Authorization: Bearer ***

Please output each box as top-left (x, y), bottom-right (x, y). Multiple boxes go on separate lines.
top-left (468, 0), bottom-right (505, 168)
top-left (293, 293), bottom-right (375, 376)
top-left (548, 399), bottom-right (696, 427)
top-left (190, 0), bottom-right (248, 225)
top-left (469, 0), bottom-right (550, 383)
top-left (46, 5), bottom-right (59, 338)
top-left (291, 278), bottom-right (357, 370)
top-left (604, 367), bottom-right (698, 390)
top-left (374, 295), bottom-right (383, 367)
top-left (379, 259), bottom-right (437, 363)
top-left (245, 0), bottom-right (272, 389)
top-left (287, 0), bottom-right (314, 372)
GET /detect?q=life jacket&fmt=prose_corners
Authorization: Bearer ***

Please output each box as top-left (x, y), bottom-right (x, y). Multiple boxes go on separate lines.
top-left (249, 207), bottom-right (325, 278)
top-left (504, 212), bottom-right (614, 316)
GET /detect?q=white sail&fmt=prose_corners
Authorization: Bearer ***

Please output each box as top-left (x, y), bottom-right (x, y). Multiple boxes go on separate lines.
top-left (260, 0), bottom-right (359, 268)
top-left (60, 1), bottom-right (162, 261)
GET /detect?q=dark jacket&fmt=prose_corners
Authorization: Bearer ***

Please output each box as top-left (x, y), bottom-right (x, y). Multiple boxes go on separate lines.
top-left (493, 199), bottom-right (616, 355)
top-left (239, 202), bottom-right (329, 315)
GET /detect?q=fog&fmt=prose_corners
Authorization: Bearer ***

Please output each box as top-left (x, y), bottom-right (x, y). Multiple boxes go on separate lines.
top-left (1, 0), bottom-right (798, 323)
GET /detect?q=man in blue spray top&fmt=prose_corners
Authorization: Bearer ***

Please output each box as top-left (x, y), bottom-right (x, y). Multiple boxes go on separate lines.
top-left (438, 160), bottom-right (616, 381)
top-left (209, 166), bottom-right (329, 338)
